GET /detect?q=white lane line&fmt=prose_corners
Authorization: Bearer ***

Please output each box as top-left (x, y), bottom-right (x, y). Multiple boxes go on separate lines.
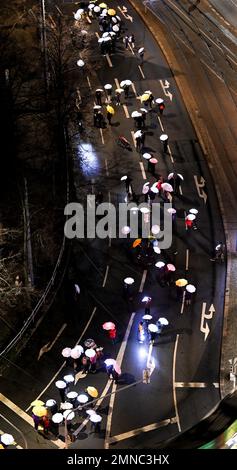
top-left (157, 116), bottom-right (164, 132)
top-left (139, 270), bottom-right (147, 292)
top-left (131, 130), bottom-right (136, 147)
top-left (179, 185), bottom-right (183, 195)
top-left (128, 43), bottom-right (135, 55)
top-left (26, 307), bottom-right (98, 408)
top-left (102, 265), bottom-right (110, 287)
top-left (131, 82), bottom-right (138, 97)
top-left (105, 158), bottom-right (109, 176)
top-left (173, 32), bottom-right (195, 54)
top-left (213, 383), bottom-right (220, 388)
top-left (95, 32), bottom-right (100, 39)
top-left (199, 29), bottom-right (223, 53)
top-left (200, 59), bottom-right (224, 82)
top-left (86, 15), bottom-right (92, 24)
top-left (172, 336), bottom-right (181, 432)
top-left (76, 87), bottom-right (81, 105)
top-left (123, 104), bottom-right (130, 118)
top-left (0, 394), bottom-right (64, 448)
top-left (100, 128), bottom-right (105, 144)
top-left (105, 312), bottom-right (136, 449)
top-left (175, 382), bottom-right (214, 388)
top-left (185, 249), bottom-right (189, 271)
top-left (139, 161), bottom-right (147, 180)
top-left (166, 0), bottom-right (192, 24)
top-left (105, 54), bottom-right (113, 68)
top-left (86, 76), bottom-right (92, 90)
top-left (114, 77), bottom-right (120, 89)
top-left (138, 65), bottom-right (145, 79)
top-left (167, 145), bottom-right (174, 163)
top-left (227, 55), bottom-right (237, 67)
top-left (180, 291), bottom-right (185, 314)
top-left (109, 418), bottom-right (176, 444)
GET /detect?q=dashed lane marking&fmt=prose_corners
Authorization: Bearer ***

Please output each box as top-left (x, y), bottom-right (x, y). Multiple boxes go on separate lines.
top-left (139, 270), bottom-right (147, 292)
top-left (139, 161), bottom-right (147, 180)
top-left (138, 65), bottom-right (145, 79)
top-left (108, 418), bottom-right (177, 444)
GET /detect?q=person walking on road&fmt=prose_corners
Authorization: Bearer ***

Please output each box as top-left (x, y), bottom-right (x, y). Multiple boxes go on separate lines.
top-left (107, 110), bottom-right (113, 125)
top-left (95, 89), bottom-right (103, 106)
top-left (135, 134), bottom-right (142, 152)
top-left (129, 33), bottom-right (135, 49)
top-left (124, 35), bottom-right (129, 49)
top-left (124, 84), bottom-right (129, 99)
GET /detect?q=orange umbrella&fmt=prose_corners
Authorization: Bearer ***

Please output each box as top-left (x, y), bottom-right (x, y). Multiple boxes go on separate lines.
top-left (133, 238), bottom-right (142, 248)
top-left (175, 278), bottom-right (188, 287)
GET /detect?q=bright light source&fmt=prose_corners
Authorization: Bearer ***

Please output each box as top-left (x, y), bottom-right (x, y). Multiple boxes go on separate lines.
top-left (139, 346), bottom-right (147, 359)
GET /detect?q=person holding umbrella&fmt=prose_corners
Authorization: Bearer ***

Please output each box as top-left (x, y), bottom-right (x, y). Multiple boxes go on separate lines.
top-left (185, 284), bottom-right (196, 305)
top-left (89, 414), bottom-right (102, 433)
top-left (160, 134), bottom-right (169, 153)
top-left (138, 47), bottom-right (144, 64)
top-left (115, 88), bottom-right (122, 105)
top-left (156, 98), bottom-right (165, 115)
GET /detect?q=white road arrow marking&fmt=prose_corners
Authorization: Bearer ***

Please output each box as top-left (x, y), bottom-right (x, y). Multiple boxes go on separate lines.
top-left (159, 79), bottom-right (173, 101)
top-left (164, 80), bottom-right (170, 88)
top-left (194, 175), bottom-right (207, 203)
top-left (200, 303), bottom-right (215, 341)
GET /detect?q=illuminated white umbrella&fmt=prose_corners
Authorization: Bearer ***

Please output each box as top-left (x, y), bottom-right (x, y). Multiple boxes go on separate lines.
top-left (138, 47), bottom-right (144, 53)
top-left (55, 380), bottom-right (67, 389)
top-left (131, 111), bottom-right (142, 118)
top-left (151, 184), bottom-right (159, 194)
top-left (142, 314), bottom-right (153, 321)
top-left (103, 36), bottom-right (111, 42)
top-left (104, 83), bottom-right (112, 90)
top-left (150, 157), bottom-right (158, 165)
top-left (86, 409), bottom-right (96, 416)
top-left (130, 206), bottom-right (139, 214)
top-left (120, 79), bottom-right (132, 87)
top-left (63, 410), bottom-right (75, 421)
top-left (161, 182), bottom-right (173, 192)
top-left (98, 37), bottom-right (105, 43)
top-left (85, 348), bottom-right (96, 358)
top-left (63, 374), bottom-right (75, 384)
top-left (158, 317), bottom-right (169, 325)
top-left (52, 413), bottom-right (64, 424)
top-left (155, 261), bottom-right (165, 268)
top-left (46, 399), bottom-right (57, 408)
top-left (140, 207), bottom-right (150, 214)
top-left (160, 133), bottom-right (168, 142)
top-left (143, 152), bottom-right (151, 160)
top-left (88, 4), bottom-right (95, 9)
top-left (134, 130), bottom-right (142, 138)
top-left (151, 225), bottom-right (160, 235)
top-left (62, 347), bottom-right (71, 358)
top-left (167, 208), bottom-right (176, 214)
top-left (93, 105), bottom-right (101, 110)
top-left (153, 246), bottom-right (161, 254)
top-left (112, 24), bottom-right (119, 32)
top-left (94, 6), bottom-right (101, 13)
top-left (144, 90), bottom-right (152, 94)
top-left (102, 32), bottom-right (110, 37)
top-left (168, 172), bottom-right (184, 181)
top-left (186, 214), bottom-right (196, 221)
top-left (142, 183), bottom-right (150, 194)
top-left (104, 358), bottom-right (116, 367)
top-left (156, 98), bottom-right (164, 104)
top-left (77, 59), bottom-right (85, 67)
top-left (116, 15), bottom-right (121, 21)
top-left (186, 284), bottom-right (196, 293)
top-left (1, 433), bottom-right (14, 446)
top-left (140, 108), bottom-right (148, 113)
top-left (77, 394), bottom-right (89, 404)
top-left (124, 277), bottom-right (134, 285)
top-left (89, 414), bottom-right (102, 423)
top-left (61, 402), bottom-right (73, 410)
top-left (66, 391), bottom-right (78, 400)
top-left (71, 345), bottom-right (84, 359)
top-left (121, 226), bottom-right (131, 235)
top-left (189, 208), bottom-right (198, 215)
top-left (112, 17), bottom-right (118, 23)
top-left (148, 323), bottom-right (159, 333)
top-left (120, 175), bottom-right (127, 181)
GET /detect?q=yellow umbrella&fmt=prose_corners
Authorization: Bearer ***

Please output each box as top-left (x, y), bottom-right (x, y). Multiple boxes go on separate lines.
top-left (32, 406), bottom-right (47, 417)
top-left (30, 399), bottom-right (45, 407)
top-left (87, 386), bottom-right (99, 398)
top-left (106, 105), bottom-right (115, 114)
top-left (141, 93), bottom-right (150, 102)
top-left (108, 8), bottom-right (116, 16)
top-left (133, 238), bottom-right (142, 248)
top-left (175, 278), bottom-right (188, 287)
top-left (99, 2), bottom-right (107, 8)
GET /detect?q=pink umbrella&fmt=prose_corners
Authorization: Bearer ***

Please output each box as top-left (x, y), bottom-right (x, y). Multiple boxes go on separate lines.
top-left (161, 182), bottom-right (173, 192)
top-left (150, 158), bottom-right (158, 164)
top-left (167, 263), bottom-right (176, 271)
top-left (62, 347), bottom-right (72, 358)
top-left (103, 322), bottom-right (115, 331)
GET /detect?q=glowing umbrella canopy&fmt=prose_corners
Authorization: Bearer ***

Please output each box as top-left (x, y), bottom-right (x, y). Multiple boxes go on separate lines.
top-left (67, 391), bottom-right (78, 400)
top-left (63, 410), bottom-right (75, 421)
top-left (71, 345), bottom-right (84, 359)
top-left (153, 246), bottom-right (161, 254)
top-left (142, 184), bottom-right (149, 194)
top-left (87, 386), bottom-right (99, 398)
top-left (120, 175), bottom-right (127, 181)
top-left (167, 263), bottom-right (176, 271)
top-left (0, 434), bottom-right (14, 446)
top-left (143, 152), bottom-right (151, 160)
top-left (148, 323), bottom-right (159, 333)
top-left (112, 17), bottom-right (118, 23)
top-left (189, 208), bottom-right (198, 214)
top-left (186, 214), bottom-right (196, 221)
top-left (124, 277), bottom-right (134, 285)
top-left (32, 406), bottom-right (47, 417)
top-left (52, 413), bottom-right (64, 424)
top-left (55, 380), bottom-right (67, 389)
top-left (63, 374), bottom-right (74, 384)
top-left (86, 409), bottom-right (96, 416)
top-left (30, 399), bottom-right (45, 407)
top-left (108, 8), bottom-right (116, 15)
top-left (131, 111), bottom-right (142, 118)
top-left (140, 107), bottom-right (148, 113)
top-left (85, 348), bottom-right (96, 358)
top-left (102, 322), bottom-right (115, 331)
top-left (151, 184), bottom-right (159, 194)
top-left (88, 4), bottom-right (95, 10)
top-left (60, 402), bottom-right (73, 410)
top-left (138, 47), bottom-right (145, 53)
top-left (133, 238), bottom-right (142, 248)
top-left (120, 79), bottom-right (132, 87)
top-left (112, 25), bottom-right (119, 32)
top-left (99, 2), bottom-right (107, 7)
top-left (90, 414), bottom-right (102, 423)
top-left (104, 358), bottom-right (116, 367)
top-left (140, 93), bottom-right (150, 102)
top-left (168, 172), bottom-right (184, 180)
top-left (150, 158), bottom-right (158, 164)
top-left (142, 314), bottom-right (153, 320)
top-left (158, 317), bottom-right (169, 325)
top-left (155, 261), bottom-right (165, 268)
top-left (161, 182), bottom-right (173, 192)
top-left (186, 284), bottom-right (196, 293)
top-left (151, 225), bottom-right (160, 235)
top-left (46, 399), bottom-right (56, 408)
top-left (62, 347), bottom-right (72, 358)
top-left (77, 394), bottom-right (89, 404)
top-left (160, 133), bottom-right (168, 142)
top-left (104, 83), bottom-right (112, 90)
top-left (106, 105), bottom-right (115, 114)
top-left (121, 226), bottom-right (131, 235)
top-left (77, 59), bottom-right (85, 67)
top-left (134, 130), bottom-right (142, 138)
top-left (140, 207), bottom-right (150, 214)
top-left (156, 98), bottom-right (164, 104)
top-left (167, 207), bottom-right (176, 214)
top-left (175, 278), bottom-right (188, 287)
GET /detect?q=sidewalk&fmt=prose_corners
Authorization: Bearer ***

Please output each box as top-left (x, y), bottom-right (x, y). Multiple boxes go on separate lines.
top-left (128, 0), bottom-right (237, 397)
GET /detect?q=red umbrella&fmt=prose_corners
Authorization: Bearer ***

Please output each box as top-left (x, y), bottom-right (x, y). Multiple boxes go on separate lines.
top-left (103, 322), bottom-right (115, 331)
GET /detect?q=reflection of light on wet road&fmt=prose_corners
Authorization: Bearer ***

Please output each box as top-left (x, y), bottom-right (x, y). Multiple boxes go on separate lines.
top-left (77, 141), bottom-right (100, 177)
